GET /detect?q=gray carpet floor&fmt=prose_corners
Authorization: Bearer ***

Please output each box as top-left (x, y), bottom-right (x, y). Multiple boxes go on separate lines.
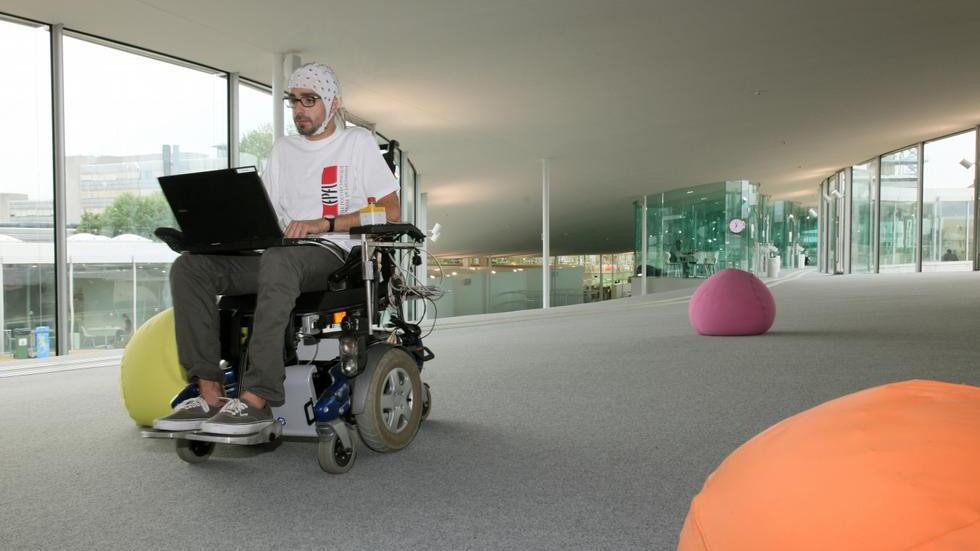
top-left (2, 270), bottom-right (979, 551)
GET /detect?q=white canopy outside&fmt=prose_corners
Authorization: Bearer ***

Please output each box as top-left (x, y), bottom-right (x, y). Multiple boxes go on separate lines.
top-left (0, 235), bottom-right (179, 265)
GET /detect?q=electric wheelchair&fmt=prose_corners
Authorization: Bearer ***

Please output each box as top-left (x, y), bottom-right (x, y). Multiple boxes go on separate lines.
top-left (141, 223), bottom-right (435, 474)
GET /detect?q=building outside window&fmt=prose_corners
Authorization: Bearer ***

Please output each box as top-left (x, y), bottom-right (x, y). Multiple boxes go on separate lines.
top-left (0, 17), bottom-right (54, 357)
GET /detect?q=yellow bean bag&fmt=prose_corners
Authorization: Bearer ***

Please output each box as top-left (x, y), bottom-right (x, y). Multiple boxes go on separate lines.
top-left (678, 379), bottom-right (980, 551)
top-left (118, 308), bottom-right (187, 426)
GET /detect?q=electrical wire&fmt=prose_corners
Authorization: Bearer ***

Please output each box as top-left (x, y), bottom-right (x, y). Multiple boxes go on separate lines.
top-left (378, 247), bottom-right (444, 340)
top-left (301, 338), bottom-right (319, 366)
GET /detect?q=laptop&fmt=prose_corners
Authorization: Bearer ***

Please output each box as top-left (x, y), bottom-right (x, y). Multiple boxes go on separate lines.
top-left (158, 167), bottom-right (284, 253)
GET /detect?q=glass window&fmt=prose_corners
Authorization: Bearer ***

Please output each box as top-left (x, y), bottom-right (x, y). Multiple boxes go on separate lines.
top-left (851, 162), bottom-right (875, 273)
top-left (0, 18), bottom-right (55, 358)
top-left (879, 147), bottom-right (920, 272)
top-left (832, 171), bottom-right (847, 273)
top-left (640, 181), bottom-right (760, 279)
top-left (800, 205), bottom-right (818, 268)
top-left (238, 81), bottom-right (273, 171)
top-left (922, 131), bottom-right (975, 271)
top-left (63, 35), bottom-right (226, 349)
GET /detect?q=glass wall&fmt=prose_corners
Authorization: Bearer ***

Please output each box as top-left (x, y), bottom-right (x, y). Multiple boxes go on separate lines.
top-left (851, 161), bottom-right (875, 273)
top-left (63, 34), bottom-right (228, 352)
top-left (0, 15), bottom-right (423, 360)
top-left (922, 131), bottom-right (975, 271)
top-left (0, 17), bottom-right (55, 357)
top-left (770, 200), bottom-right (810, 269)
top-left (426, 253), bottom-right (635, 318)
top-left (800, 206), bottom-right (819, 266)
top-left (636, 181), bottom-right (773, 283)
top-left (239, 80), bottom-right (273, 171)
top-left (879, 147), bottom-right (920, 272)
top-left (818, 127), bottom-right (980, 276)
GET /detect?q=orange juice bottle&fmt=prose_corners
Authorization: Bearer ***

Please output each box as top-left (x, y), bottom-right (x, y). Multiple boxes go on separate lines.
top-left (359, 196), bottom-right (387, 225)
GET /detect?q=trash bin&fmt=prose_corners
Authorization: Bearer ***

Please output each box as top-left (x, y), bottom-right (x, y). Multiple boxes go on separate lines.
top-left (13, 328), bottom-right (32, 359)
top-left (766, 256), bottom-right (781, 278)
top-left (34, 326), bottom-right (50, 359)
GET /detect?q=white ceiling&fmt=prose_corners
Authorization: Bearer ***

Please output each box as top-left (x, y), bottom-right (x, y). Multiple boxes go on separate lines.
top-left (4, 0), bottom-right (980, 256)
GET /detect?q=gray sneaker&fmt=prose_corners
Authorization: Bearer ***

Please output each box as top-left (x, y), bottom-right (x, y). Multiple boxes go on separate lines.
top-left (199, 398), bottom-right (274, 435)
top-left (152, 397), bottom-right (221, 431)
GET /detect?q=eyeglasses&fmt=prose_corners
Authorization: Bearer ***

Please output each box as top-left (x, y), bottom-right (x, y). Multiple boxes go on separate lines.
top-left (283, 94), bottom-right (321, 108)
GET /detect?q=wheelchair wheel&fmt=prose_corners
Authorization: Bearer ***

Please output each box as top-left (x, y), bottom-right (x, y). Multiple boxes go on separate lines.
top-left (317, 435), bottom-right (356, 474)
top-left (355, 347), bottom-right (423, 453)
top-left (421, 382), bottom-right (432, 421)
top-left (176, 439), bottom-right (214, 464)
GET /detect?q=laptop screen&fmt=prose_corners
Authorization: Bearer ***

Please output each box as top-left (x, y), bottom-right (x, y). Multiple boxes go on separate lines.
top-left (158, 167), bottom-right (283, 249)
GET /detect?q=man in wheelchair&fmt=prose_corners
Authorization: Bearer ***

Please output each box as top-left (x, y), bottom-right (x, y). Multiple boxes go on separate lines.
top-left (153, 62), bottom-right (402, 436)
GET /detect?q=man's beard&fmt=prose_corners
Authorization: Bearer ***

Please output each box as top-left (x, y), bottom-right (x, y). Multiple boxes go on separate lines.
top-left (294, 116), bottom-right (320, 136)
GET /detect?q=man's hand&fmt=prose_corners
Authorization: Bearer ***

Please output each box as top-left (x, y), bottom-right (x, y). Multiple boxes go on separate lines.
top-left (284, 218), bottom-right (328, 238)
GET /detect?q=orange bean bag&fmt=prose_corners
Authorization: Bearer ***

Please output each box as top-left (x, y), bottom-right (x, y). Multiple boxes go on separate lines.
top-left (678, 379), bottom-right (980, 551)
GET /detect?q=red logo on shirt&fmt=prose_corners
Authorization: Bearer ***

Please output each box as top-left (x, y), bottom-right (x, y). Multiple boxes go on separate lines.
top-left (321, 166), bottom-right (338, 217)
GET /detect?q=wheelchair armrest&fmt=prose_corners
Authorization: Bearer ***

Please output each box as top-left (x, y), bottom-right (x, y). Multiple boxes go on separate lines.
top-left (328, 246), bottom-right (362, 284)
top-left (154, 227), bottom-right (186, 253)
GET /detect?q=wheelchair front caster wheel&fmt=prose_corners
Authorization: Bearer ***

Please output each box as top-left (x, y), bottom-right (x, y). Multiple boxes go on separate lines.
top-left (317, 435), bottom-right (356, 474)
top-left (176, 439), bottom-right (215, 464)
top-left (421, 382), bottom-right (432, 421)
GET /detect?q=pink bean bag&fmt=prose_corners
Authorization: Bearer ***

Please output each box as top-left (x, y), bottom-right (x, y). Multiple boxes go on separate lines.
top-left (688, 268), bottom-right (774, 336)
top-left (678, 379), bottom-right (980, 551)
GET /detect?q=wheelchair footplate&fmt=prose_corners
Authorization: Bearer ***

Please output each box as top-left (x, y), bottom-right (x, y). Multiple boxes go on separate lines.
top-left (141, 422), bottom-right (282, 446)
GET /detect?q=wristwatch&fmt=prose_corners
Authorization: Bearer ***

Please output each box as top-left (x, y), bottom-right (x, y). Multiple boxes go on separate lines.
top-left (324, 216), bottom-right (335, 233)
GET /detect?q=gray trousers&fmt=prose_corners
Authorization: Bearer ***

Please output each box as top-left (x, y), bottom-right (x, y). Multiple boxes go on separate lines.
top-left (169, 246), bottom-right (345, 406)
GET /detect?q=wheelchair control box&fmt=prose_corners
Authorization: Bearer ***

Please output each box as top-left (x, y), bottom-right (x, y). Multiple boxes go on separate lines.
top-left (271, 363), bottom-right (320, 438)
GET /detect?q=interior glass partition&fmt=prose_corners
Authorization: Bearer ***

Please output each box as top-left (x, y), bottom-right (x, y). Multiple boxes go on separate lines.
top-left (922, 131), bottom-right (975, 271)
top-left (771, 200), bottom-right (808, 269)
top-left (801, 206), bottom-right (819, 267)
top-left (0, 18), bottom-right (55, 358)
top-left (879, 147), bottom-right (920, 272)
top-left (851, 161), bottom-right (875, 273)
top-left (822, 177), bottom-right (839, 273)
top-left (635, 181), bottom-right (768, 281)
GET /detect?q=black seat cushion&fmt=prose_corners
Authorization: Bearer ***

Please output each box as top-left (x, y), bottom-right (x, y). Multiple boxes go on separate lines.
top-left (217, 287), bottom-right (367, 315)
top-left (217, 245), bottom-right (367, 315)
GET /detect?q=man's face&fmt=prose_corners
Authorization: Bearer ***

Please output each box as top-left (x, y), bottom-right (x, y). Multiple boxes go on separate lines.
top-left (289, 87), bottom-right (328, 136)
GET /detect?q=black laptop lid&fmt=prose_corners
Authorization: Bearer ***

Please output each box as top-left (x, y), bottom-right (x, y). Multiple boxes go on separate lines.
top-left (158, 167), bottom-right (283, 249)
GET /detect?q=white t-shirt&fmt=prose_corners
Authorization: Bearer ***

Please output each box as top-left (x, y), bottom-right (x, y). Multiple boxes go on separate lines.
top-left (262, 126), bottom-right (399, 250)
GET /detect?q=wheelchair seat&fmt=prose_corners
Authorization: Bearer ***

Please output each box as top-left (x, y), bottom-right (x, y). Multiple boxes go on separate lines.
top-left (217, 287), bottom-right (366, 316)
top-left (216, 245), bottom-right (367, 316)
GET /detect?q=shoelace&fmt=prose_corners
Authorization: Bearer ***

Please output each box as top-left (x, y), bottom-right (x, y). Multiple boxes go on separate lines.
top-left (175, 396), bottom-right (210, 413)
top-left (218, 399), bottom-right (250, 417)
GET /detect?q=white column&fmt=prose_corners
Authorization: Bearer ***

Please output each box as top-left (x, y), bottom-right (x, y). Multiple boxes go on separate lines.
top-left (68, 260), bottom-right (73, 351)
top-left (598, 255), bottom-right (604, 301)
top-left (974, 126), bottom-right (980, 271)
top-left (52, 24), bottom-right (70, 355)
top-left (541, 158), bottom-right (551, 309)
top-left (274, 54), bottom-right (302, 139)
top-left (131, 258), bottom-right (138, 333)
top-left (641, 195), bottom-right (648, 295)
top-left (916, 142), bottom-right (924, 272)
top-left (272, 53), bottom-right (286, 139)
top-left (228, 72), bottom-right (240, 167)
